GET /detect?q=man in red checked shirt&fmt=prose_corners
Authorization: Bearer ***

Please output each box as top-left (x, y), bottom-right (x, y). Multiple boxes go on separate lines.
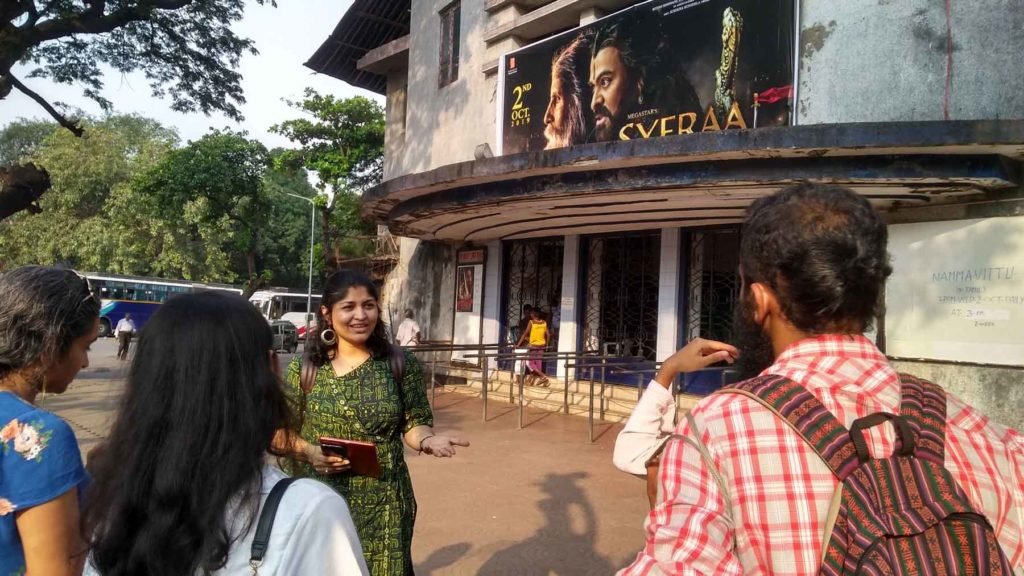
top-left (619, 183), bottom-right (1024, 575)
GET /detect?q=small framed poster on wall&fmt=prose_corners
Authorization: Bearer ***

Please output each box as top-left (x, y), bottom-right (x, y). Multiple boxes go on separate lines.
top-left (456, 266), bottom-right (475, 312)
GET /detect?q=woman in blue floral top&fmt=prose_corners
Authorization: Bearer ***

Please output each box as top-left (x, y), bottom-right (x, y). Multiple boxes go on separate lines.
top-left (0, 266), bottom-right (100, 576)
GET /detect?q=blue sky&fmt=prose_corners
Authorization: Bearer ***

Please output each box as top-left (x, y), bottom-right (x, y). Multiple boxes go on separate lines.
top-left (1, 0), bottom-right (382, 148)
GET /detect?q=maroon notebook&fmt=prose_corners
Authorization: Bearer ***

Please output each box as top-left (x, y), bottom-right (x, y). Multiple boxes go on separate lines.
top-left (319, 437), bottom-right (382, 479)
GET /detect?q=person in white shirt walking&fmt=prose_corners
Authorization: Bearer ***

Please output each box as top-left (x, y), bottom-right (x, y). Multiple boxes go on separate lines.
top-left (114, 314), bottom-right (136, 360)
top-left (394, 309), bottom-right (421, 347)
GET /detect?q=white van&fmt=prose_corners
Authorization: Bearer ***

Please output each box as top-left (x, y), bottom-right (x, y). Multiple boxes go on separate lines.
top-left (249, 291), bottom-right (320, 339)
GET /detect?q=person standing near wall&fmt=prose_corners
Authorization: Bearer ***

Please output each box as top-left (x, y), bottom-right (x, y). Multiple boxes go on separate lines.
top-left (394, 309), bottom-right (421, 347)
top-left (114, 313), bottom-right (136, 360)
top-left (517, 308), bottom-right (551, 386)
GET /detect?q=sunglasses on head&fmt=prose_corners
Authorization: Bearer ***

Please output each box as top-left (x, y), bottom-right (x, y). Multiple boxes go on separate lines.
top-left (70, 270), bottom-right (96, 304)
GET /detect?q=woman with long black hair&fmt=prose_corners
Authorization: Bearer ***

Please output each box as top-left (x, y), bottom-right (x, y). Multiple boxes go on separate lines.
top-left (278, 269), bottom-right (469, 575)
top-left (83, 291), bottom-right (368, 575)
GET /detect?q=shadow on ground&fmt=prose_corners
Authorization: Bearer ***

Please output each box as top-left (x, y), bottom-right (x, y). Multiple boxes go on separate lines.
top-left (416, 542), bottom-right (473, 576)
top-left (475, 472), bottom-right (615, 575)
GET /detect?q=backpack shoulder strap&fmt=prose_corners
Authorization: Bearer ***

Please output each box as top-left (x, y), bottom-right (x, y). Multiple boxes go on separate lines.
top-left (716, 374), bottom-right (861, 479)
top-left (300, 354), bottom-right (317, 394)
top-left (897, 373), bottom-right (947, 465)
top-left (390, 345), bottom-right (407, 385)
top-left (249, 476), bottom-right (300, 571)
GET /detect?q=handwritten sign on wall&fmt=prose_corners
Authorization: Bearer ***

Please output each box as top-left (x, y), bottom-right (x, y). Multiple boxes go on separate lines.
top-left (886, 216), bottom-right (1024, 367)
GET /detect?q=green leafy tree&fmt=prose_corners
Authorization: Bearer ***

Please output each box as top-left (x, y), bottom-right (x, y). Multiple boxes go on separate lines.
top-left (134, 129), bottom-right (271, 297)
top-left (270, 89), bottom-right (383, 272)
top-left (0, 0), bottom-right (275, 221)
top-left (261, 153), bottom-right (323, 290)
top-left (0, 114), bottom-right (178, 270)
top-left (0, 118), bottom-right (56, 165)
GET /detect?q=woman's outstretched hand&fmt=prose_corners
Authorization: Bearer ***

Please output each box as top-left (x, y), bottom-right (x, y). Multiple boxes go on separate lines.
top-left (420, 435), bottom-right (470, 458)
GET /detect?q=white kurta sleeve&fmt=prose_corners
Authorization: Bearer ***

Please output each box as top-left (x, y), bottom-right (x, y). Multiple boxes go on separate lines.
top-left (278, 491), bottom-right (369, 576)
top-left (613, 380), bottom-right (677, 475)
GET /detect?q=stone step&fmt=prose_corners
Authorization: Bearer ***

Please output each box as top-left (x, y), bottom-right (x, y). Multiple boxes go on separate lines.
top-left (431, 367), bottom-right (702, 424)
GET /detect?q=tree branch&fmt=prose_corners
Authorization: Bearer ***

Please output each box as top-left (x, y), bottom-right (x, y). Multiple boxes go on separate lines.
top-left (1, 2), bottom-right (27, 24)
top-left (0, 163), bottom-right (50, 220)
top-left (31, 0), bottom-right (195, 43)
top-left (83, 0), bottom-right (108, 20)
top-left (20, 0), bottom-right (36, 21)
top-left (8, 73), bottom-right (84, 136)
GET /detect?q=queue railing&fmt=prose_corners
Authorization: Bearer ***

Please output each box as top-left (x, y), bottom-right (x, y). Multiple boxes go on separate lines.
top-left (607, 364), bottom-right (663, 402)
top-left (404, 341), bottom-right (511, 410)
top-left (465, 350), bottom-right (645, 441)
top-left (407, 343), bottom-right (676, 443)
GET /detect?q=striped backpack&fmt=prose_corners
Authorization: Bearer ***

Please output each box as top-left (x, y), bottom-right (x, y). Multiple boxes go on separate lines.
top-left (722, 373), bottom-right (1013, 575)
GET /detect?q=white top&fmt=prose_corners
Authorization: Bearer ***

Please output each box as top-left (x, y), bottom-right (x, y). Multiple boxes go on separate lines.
top-left (395, 318), bottom-right (421, 346)
top-left (114, 318), bottom-right (136, 333)
top-left (612, 381), bottom-right (676, 475)
top-left (84, 466), bottom-right (368, 576)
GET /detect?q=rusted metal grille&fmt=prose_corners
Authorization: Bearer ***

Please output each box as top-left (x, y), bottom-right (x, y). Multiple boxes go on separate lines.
top-left (438, 1), bottom-right (461, 87)
top-left (686, 228), bottom-right (741, 343)
top-left (501, 239), bottom-right (564, 346)
top-left (582, 233), bottom-right (661, 361)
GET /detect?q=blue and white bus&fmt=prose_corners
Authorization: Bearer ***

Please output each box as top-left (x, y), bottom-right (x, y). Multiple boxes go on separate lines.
top-left (84, 273), bottom-right (241, 337)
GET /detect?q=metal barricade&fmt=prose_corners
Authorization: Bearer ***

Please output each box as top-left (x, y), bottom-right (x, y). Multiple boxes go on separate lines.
top-left (406, 342), bottom-right (509, 415)
top-left (410, 343), bottom-right (653, 442)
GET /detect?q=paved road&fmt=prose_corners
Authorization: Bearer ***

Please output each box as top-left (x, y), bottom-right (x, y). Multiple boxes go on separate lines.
top-left (49, 338), bottom-right (650, 574)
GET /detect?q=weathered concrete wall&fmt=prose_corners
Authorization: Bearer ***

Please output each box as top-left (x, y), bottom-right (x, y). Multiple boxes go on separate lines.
top-left (890, 360), bottom-right (1024, 431)
top-left (400, 0), bottom-right (498, 176)
top-left (799, 0), bottom-right (1024, 123)
top-left (383, 71), bottom-right (408, 181)
top-left (381, 237), bottom-right (455, 343)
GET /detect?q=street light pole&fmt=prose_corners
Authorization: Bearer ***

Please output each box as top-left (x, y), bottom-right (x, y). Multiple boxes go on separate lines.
top-left (285, 192), bottom-right (316, 341)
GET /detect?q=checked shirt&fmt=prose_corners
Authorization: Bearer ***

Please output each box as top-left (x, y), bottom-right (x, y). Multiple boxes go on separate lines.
top-left (620, 334), bottom-right (1024, 575)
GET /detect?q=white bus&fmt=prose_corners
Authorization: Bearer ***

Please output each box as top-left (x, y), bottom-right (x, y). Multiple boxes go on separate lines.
top-left (249, 291), bottom-right (321, 339)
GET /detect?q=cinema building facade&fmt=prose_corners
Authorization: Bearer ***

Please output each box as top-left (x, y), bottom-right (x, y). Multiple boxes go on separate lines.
top-left (309, 0), bottom-right (1024, 428)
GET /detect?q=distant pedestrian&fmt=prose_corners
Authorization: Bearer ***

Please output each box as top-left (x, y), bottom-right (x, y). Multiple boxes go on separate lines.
top-left (516, 307), bottom-right (550, 386)
top-left (83, 292), bottom-right (368, 575)
top-left (0, 266), bottom-right (100, 576)
top-left (114, 314), bottom-right (136, 360)
top-left (394, 309), bottom-right (421, 347)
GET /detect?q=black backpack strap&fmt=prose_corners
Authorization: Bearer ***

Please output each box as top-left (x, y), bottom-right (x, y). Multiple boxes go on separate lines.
top-left (300, 353), bottom-right (317, 394)
top-left (249, 476), bottom-right (300, 572)
top-left (390, 344), bottom-right (407, 385)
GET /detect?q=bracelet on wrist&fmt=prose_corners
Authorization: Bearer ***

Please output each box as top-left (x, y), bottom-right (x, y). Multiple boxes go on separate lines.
top-left (418, 434), bottom-right (436, 452)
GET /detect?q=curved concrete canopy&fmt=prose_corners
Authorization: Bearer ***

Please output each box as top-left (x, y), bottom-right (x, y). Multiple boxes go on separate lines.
top-left (363, 120), bottom-right (1024, 242)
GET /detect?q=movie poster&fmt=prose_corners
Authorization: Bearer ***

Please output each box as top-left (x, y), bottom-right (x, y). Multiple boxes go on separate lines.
top-left (456, 266), bottom-right (475, 312)
top-left (500, 0), bottom-right (796, 154)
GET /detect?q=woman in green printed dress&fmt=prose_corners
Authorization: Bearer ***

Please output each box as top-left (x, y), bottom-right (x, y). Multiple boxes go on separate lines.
top-left (279, 270), bottom-right (469, 576)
